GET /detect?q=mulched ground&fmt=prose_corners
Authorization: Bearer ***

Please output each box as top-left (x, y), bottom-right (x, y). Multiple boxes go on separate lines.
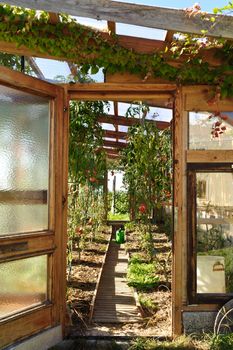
top-left (66, 224), bottom-right (172, 337)
top-left (66, 228), bottom-right (111, 332)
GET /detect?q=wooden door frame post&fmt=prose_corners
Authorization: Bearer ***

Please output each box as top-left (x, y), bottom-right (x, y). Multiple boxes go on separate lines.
top-left (172, 87), bottom-right (187, 336)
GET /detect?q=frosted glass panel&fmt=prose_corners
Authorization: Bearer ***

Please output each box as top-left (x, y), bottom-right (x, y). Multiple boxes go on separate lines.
top-left (196, 172), bottom-right (233, 293)
top-left (0, 85), bottom-right (50, 235)
top-left (189, 111), bottom-right (233, 150)
top-left (0, 255), bottom-right (48, 319)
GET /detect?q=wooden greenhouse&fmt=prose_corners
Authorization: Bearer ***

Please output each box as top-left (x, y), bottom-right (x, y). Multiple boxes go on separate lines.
top-left (0, 1), bottom-right (233, 348)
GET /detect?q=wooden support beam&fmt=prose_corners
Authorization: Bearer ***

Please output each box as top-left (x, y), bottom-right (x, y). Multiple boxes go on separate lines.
top-left (25, 57), bottom-right (45, 79)
top-left (107, 21), bottom-right (116, 34)
top-left (98, 114), bottom-right (170, 129)
top-left (48, 12), bottom-right (60, 24)
top-left (66, 83), bottom-right (176, 92)
top-left (103, 148), bottom-right (120, 155)
top-left (103, 130), bottom-right (127, 140)
top-left (113, 101), bottom-right (119, 142)
top-left (4, 0), bottom-right (233, 40)
top-left (165, 30), bottom-right (175, 43)
top-left (103, 140), bottom-right (127, 149)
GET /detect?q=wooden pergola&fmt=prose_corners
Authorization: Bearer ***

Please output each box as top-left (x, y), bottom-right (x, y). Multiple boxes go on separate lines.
top-left (0, 1), bottom-right (233, 349)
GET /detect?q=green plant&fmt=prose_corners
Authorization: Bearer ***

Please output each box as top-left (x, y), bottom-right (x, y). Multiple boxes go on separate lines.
top-left (128, 336), bottom-right (198, 350)
top-left (2, 4), bottom-right (233, 98)
top-left (211, 333), bottom-right (233, 350)
top-left (127, 256), bottom-right (159, 290)
top-left (138, 294), bottom-right (158, 314)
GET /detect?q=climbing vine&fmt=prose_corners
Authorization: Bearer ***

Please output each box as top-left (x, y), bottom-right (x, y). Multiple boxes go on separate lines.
top-left (1, 4), bottom-right (233, 96)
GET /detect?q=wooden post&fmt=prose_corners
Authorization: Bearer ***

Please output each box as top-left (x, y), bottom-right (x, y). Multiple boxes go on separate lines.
top-left (103, 170), bottom-right (108, 221)
top-left (172, 86), bottom-right (187, 336)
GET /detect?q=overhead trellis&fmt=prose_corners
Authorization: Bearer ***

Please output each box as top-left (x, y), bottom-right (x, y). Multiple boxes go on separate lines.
top-left (1, 4), bottom-right (233, 96)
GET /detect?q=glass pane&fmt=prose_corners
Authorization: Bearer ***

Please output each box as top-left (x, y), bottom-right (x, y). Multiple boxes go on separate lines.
top-left (0, 255), bottom-right (48, 319)
top-left (189, 111), bottom-right (233, 150)
top-left (196, 172), bottom-right (233, 293)
top-left (0, 85), bottom-right (50, 235)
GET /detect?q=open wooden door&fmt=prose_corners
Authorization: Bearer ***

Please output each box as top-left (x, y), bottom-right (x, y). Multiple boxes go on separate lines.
top-left (0, 66), bottom-right (68, 349)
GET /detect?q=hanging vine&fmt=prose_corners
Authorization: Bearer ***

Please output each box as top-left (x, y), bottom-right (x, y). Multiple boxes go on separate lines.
top-left (0, 4), bottom-right (233, 96)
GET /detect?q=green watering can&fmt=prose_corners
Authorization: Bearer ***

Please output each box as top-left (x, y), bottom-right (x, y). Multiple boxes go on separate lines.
top-left (115, 227), bottom-right (125, 244)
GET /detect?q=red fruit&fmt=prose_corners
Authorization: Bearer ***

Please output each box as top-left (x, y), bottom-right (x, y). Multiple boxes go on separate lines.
top-left (75, 227), bottom-right (83, 235)
top-left (215, 121), bottom-right (221, 127)
top-left (214, 132), bottom-right (219, 138)
top-left (89, 177), bottom-right (96, 183)
top-left (220, 114), bottom-right (228, 121)
top-left (221, 126), bottom-right (226, 131)
top-left (139, 203), bottom-right (147, 213)
top-left (215, 127), bottom-right (220, 132)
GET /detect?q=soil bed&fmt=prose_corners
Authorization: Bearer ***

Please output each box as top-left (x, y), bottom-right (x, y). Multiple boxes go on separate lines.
top-left (67, 224), bottom-right (172, 338)
top-left (67, 227), bottom-right (111, 332)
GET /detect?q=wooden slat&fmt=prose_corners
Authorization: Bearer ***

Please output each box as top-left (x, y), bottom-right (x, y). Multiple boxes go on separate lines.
top-left (0, 190), bottom-right (47, 204)
top-left (92, 241), bottom-right (141, 323)
top-left (103, 140), bottom-right (127, 149)
top-left (187, 150), bottom-right (233, 163)
top-left (4, 0), bottom-right (233, 40)
top-left (99, 114), bottom-right (170, 129)
top-left (104, 130), bottom-right (127, 140)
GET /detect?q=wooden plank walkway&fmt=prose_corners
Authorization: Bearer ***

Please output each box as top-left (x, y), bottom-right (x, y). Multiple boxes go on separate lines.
top-left (92, 238), bottom-right (141, 323)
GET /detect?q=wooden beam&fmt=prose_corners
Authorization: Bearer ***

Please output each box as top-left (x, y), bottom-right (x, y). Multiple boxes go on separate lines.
top-left (103, 140), bottom-right (127, 149)
top-left (113, 101), bottom-right (119, 142)
top-left (107, 21), bottom-right (116, 34)
top-left (4, 0), bottom-right (233, 40)
top-left (48, 12), bottom-right (59, 24)
top-left (103, 148), bottom-right (120, 155)
top-left (66, 83), bottom-right (176, 92)
top-left (103, 130), bottom-right (127, 140)
top-left (165, 30), bottom-right (175, 43)
top-left (107, 153), bottom-right (120, 159)
top-left (98, 114), bottom-right (170, 129)
top-left (0, 190), bottom-right (47, 204)
top-left (25, 57), bottom-right (45, 79)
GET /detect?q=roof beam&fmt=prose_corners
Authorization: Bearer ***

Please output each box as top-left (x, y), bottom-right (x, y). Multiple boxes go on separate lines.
top-left (103, 130), bottom-right (127, 140)
top-left (98, 114), bottom-right (170, 129)
top-left (103, 140), bottom-right (127, 149)
top-left (25, 57), bottom-right (45, 79)
top-left (103, 148), bottom-right (120, 155)
top-left (4, 0), bottom-right (233, 40)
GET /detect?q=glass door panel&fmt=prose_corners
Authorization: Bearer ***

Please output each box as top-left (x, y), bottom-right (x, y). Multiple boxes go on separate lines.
top-left (0, 85), bottom-right (50, 235)
top-left (0, 254), bottom-right (48, 319)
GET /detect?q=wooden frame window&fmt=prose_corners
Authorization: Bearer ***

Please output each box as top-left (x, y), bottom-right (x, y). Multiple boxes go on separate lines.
top-left (187, 163), bottom-right (233, 304)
